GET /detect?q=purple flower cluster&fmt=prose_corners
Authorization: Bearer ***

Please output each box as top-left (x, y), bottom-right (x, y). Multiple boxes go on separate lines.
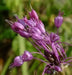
top-left (9, 51), bottom-right (33, 68)
top-left (6, 9), bottom-right (72, 75)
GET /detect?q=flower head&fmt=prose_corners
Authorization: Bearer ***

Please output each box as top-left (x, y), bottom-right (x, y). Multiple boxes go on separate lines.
top-left (7, 9), bottom-right (72, 75)
top-left (6, 9), bottom-right (45, 40)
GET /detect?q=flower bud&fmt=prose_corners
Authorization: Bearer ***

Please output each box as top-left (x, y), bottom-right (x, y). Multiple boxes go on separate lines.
top-left (9, 56), bottom-right (23, 68)
top-left (24, 17), bottom-right (36, 27)
top-left (54, 12), bottom-right (63, 28)
top-left (14, 15), bottom-right (25, 26)
top-left (27, 19), bottom-right (36, 26)
top-left (31, 27), bottom-right (41, 35)
top-left (54, 66), bottom-right (62, 72)
top-left (19, 30), bottom-right (31, 38)
top-left (11, 22), bottom-right (24, 32)
top-left (32, 33), bottom-right (43, 40)
top-left (22, 51), bottom-right (33, 61)
top-left (37, 20), bottom-right (45, 33)
top-left (44, 65), bottom-right (52, 74)
top-left (29, 9), bottom-right (39, 20)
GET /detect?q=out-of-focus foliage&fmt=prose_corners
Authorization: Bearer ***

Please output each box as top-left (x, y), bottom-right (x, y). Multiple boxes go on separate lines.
top-left (0, 0), bottom-right (72, 75)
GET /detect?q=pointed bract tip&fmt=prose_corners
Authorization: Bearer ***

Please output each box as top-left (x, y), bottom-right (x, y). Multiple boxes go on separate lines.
top-left (14, 14), bottom-right (18, 19)
top-left (30, 4), bottom-right (33, 10)
top-left (5, 19), bottom-right (13, 25)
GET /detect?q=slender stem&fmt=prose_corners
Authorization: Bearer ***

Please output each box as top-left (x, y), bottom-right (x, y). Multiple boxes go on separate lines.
top-left (55, 41), bottom-right (67, 58)
top-left (27, 39), bottom-right (44, 55)
top-left (62, 57), bottom-right (72, 62)
top-left (17, 0), bottom-right (29, 75)
top-left (57, 28), bottom-right (59, 35)
top-left (31, 52), bottom-right (45, 57)
top-left (56, 42), bottom-right (72, 46)
top-left (10, 68), bottom-right (17, 75)
top-left (1, 56), bottom-right (14, 75)
top-left (34, 40), bottom-right (52, 52)
top-left (42, 68), bottom-right (45, 75)
top-left (34, 40), bottom-right (45, 51)
top-left (64, 57), bottom-right (72, 60)
top-left (39, 41), bottom-right (51, 53)
top-left (57, 71), bottom-right (65, 75)
top-left (18, 35), bottom-right (28, 75)
top-left (33, 57), bottom-right (48, 64)
top-left (42, 41), bottom-right (52, 51)
top-left (65, 59), bottom-right (72, 63)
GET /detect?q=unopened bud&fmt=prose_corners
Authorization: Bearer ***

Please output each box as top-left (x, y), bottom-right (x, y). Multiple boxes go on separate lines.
top-left (11, 22), bottom-right (24, 32)
top-left (22, 51), bottom-right (33, 61)
top-left (54, 11), bottom-right (63, 28)
top-left (29, 9), bottom-right (39, 20)
top-left (9, 56), bottom-right (23, 68)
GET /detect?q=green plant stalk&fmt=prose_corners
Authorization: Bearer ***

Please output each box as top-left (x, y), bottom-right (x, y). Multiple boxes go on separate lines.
top-left (1, 56), bottom-right (14, 75)
top-left (18, 0), bottom-right (29, 75)
top-left (18, 35), bottom-right (28, 75)
top-left (10, 68), bottom-right (17, 75)
top-left (57, 72), bottom-right (65, 75)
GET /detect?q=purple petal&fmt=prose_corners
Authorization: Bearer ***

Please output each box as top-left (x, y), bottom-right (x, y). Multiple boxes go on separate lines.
top-left (9, 56), bottom-right (23, 68)
top-left (27, 19), bottom-right (36, 26)
top-left (14, 15), bottom-right (25, 26)
top-left (36, 20), bottom-right (45, 33)
top-left (54, 66), bottom-right (62, 72)
top-left (51, 43), bottom-right (59, 63)
top-left (18, 30), bottom-right (31, 38)
top-left (29, 9), bottom-right (39, 20)
top-left (11, 22), bottom-right (24, 32)
top-left (32, 33), bottom-right (43, 40)
top-left (31, 27), bottom-right (41, 35)
top-left (22, 51), bottom-right (33, 61)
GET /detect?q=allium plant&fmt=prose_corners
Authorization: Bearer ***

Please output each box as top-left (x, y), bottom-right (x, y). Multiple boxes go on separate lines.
top-left (6, 9), bottom-right (72, 75)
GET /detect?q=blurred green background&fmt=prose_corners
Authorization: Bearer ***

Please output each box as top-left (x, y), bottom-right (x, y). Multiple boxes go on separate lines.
top-left (0, 0), bottom-right (72, 75)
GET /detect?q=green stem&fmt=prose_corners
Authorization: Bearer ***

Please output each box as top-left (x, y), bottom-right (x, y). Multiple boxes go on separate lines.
top-left (10, 68), bottom-right (17, 75)
top-left (59, 72), bottom-right (65, 75)
top-left (17, 0), bottom-right (29, 74)
top-left (1, 56), bottom-right (13, 75)
top-left (18, 35), bottom-right (28, 75)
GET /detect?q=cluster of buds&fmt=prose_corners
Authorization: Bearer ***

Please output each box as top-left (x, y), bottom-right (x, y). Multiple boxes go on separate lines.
top-left (6, 9), bottom-right (72, 75)
top-left (9, 51), bottom-right (33, 68)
